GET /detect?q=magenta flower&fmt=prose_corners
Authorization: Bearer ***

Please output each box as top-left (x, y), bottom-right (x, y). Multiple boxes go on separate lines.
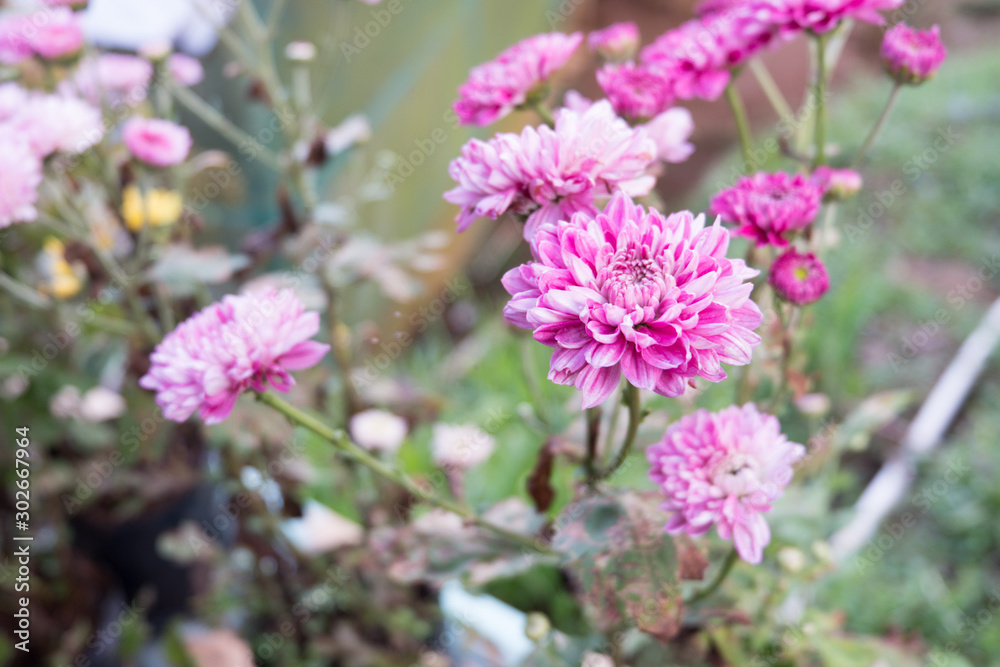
top-left (880, 23), bottom-right (946, 85)
top-left (140, 289), bottom-right (330, 424)
top-left (709, 172), bottom-right (822, 247)
top-left (12, 93), bottom-right (103, 158)
top-left (647, 403), bottom-right (805, 564)
top-left (640, 11), bottom-right (775, 102)
top-left (0, 131), bottom-right (43, 227)
top-left (768, 248), bottom-right (829, 304)
top-left (453, 32), bottom-right (583, 126)
top-left (812, 166), bottom-right (862, 200)
top-left (123, 117), bottom-right (192, 167)
top-left (587, 22), bottom-right (640, 61)
top-left (444, 100), bottom-right (657, 240)
top-left (502, 191), bottom-right (763, 408)
top-left (596, 62), bottom-right (675, 121)
top-left (753, 0), bottom-right (903, 36)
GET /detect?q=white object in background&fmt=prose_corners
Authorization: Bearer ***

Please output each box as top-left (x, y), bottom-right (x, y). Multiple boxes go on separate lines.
top-left (79, 0), bottom-right (231, 55)
top-left (439, 579), bottom-right (534, 666)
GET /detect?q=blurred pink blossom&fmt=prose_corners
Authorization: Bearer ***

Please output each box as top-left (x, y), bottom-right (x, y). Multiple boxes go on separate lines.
top-left (140, 289), bottom-right (330, 424)
top-left (0, 131), bottom-right (43, 227)
top-left (587, 22), bottom-right (640, 61)
top-left (881, 23), bottom-right (946, 85)
top-left (123, 116), bottom-right (191, 167)
top-left (768, 248), bottom-right (830, 304)
top-left (710, 171), bottom-right (822, 247)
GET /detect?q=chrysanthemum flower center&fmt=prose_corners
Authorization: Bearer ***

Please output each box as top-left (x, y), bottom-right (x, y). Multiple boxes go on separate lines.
top-left (603, 253), bottom-right (667, 308)
top-left (711, 452), bottom-right (760, 496)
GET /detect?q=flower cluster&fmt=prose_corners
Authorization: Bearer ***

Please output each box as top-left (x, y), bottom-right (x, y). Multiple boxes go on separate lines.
top-left (647, 403), bottom-right (805, 563)
top-left (0, 7), bottom-right (83, 64)
top-left (710, 171), bottom-right (822, 247)
top-left (0, 82), bottom-right (103, 227)
top-left (140, 289), bottom-right (330, 424)
top-left (503, 191), bottom-right (763, 408)
top-left (453, 31), bottom-right (583, 126)
top-left (444, 100), bottom-right (658, 240)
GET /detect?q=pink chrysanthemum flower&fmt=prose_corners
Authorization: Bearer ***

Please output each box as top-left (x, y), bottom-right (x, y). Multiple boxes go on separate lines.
top-left (12, 93), bottom-right (104, 157)
top-left (768, 248), bottom-right (829, 304)
top-left (139, 289), bottom-right (331, 424)
top-left (640, 11), bottom-right (774, 102)
top-left (587, 22), bottom-right (640, 61)
top-left (880, 23), bottom-right (946, 85)
top-left (445, 100), bottom-right (657, 240)
top-left (596, 62), bottom-right (675, 121)
top-left (753, 0), bottom-right (903, 36)
top-left (647, 403), bottom-right (805, 564)
top-left (0, 131), bottom-right (43, 228)
top-left (812, 166), bottom-right (862, 200)
top-left (453, 32), bottom-right (583, 126)
top-left (122, 117), bottom-right (192, 167)
top-left (502, 191), bottom-right (763, 408)
top-left (73, 54), bottom-right (153, 103)
top-left (709, 172), bottom-right (822, 247)
top-left (30, 7), bottom-right (84, 60)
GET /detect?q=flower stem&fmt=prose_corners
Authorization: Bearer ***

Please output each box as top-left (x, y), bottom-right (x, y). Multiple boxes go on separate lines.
top-left (593, 382), bottom-right (641, 482)
top-left (749, 59), bottom-right (793, 122)
top-left (256, 391), bottom-right (554, 555)
top-left (851, 83), bottom-right (902, 168)
top-left (534, 101), bottom-right (556, 128)
top-left (724, 82), bottom-right (754, 172)
top-left (812, 32), bottom-right (828, 169)
top-left (685, 547), bottom-right (739, 605)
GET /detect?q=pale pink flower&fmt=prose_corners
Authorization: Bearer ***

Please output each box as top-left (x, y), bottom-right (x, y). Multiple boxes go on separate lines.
top-left (96, 53), bottom-right (153, 92)
top-left (445, 100), bottom-right (657, 240)
top-left (709, 171), bottom-right (822, 247)
top-left (123, 116), bottom-right (192, 167)
top-left (0, 83), bottom-right (28, 121)
top-left (768, 248), bottom-right (829, 304)
top-left (0, 131), bottom-right (43, 228)
top-left (139, 289), bottom-right (330, 424)
top-left (502, 191), bottom-right (763, 408)
top-left (880, 23), bottom-right (946, 85)
top-left (28, 7), bottom-right (84, 60)
top-left (350, 409), bottom-right (408, 454)
top-left (753, 0), bottom-right (903, 36)
top-left (0, 16), bottom-right (34, 65)
top-left (596, 61), bottom-right (675, 120)
top-left (12, 93), bottom-right (103, 157)
top-left (432, 423), bottom-right (496, 470)
top-left (587, 22), bottom-right (640, 61)
top-left (453, 31), bottom-right (583, 126)
top-left (644, 107), bottom-right (695, 163)
top-left (168, 52), bottom-right (204, 86)
top-left (812, 166), bottom-right (862, 200)
top-left (647, 403), bottom-right (805, 564)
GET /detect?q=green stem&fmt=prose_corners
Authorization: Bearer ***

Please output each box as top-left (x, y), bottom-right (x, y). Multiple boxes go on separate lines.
top-left (812, 33), bottom-right (828, 169)
top-left (724, 82), bottom-right (754, 172)
top-left (749, 59), bottom-right (793, 122)
top-left (0, 271), bottom-right (52, 309)
top-left (256, 392), bottom-right (554, 555)
top-left (534, 101), bottom-right (556, 128)
top-left (685, 548), bottom-right (739, 605)
top-left (594, 383), bottom-right (641, 482)
top-left (851, 83), bottom-right (902, 168)
top-left (168, 83), bottom-right (283, 170)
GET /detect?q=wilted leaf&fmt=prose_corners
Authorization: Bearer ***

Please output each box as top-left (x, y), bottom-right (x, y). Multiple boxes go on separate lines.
top-left (552, 491), bottom-right (683, 641)
top-left (674, 534), bottom-right (709, 581)
top-left (526, 439), bottom-right (556, 514)
top-left (147, 244), bottom-right (249, 296)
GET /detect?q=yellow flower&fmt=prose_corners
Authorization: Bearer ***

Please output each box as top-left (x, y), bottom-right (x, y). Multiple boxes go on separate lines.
top-left (121, 185), bottom-right (183, 232)
top-left (39, 237), bottom-right (83, 299)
